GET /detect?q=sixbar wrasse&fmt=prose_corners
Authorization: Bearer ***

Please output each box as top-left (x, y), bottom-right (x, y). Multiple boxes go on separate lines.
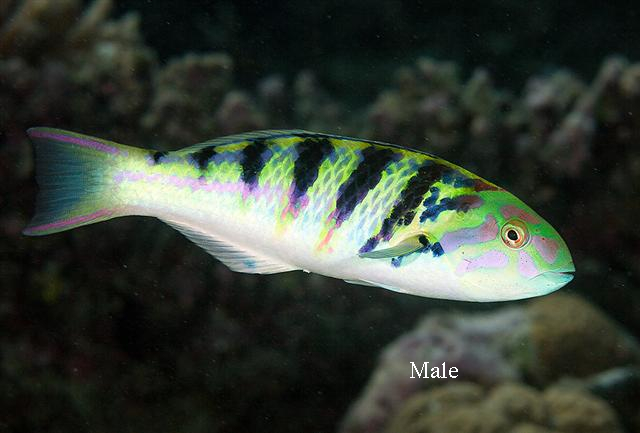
top-left (23, 128), bottom-right (575, 301)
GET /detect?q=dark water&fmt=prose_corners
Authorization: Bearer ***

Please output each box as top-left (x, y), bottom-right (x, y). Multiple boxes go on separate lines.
top-left (1, 1), bottom-right (639, 433)
top-left (117, 0), bottom-right (640, 103)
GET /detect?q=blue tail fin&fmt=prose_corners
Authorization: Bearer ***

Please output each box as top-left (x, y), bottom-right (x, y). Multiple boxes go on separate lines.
top-left (23, 128), bottom-right (130, 236)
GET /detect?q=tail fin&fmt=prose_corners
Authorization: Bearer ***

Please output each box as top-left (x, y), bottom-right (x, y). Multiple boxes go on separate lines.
top-left (23, 127), bottom-right (131, 236)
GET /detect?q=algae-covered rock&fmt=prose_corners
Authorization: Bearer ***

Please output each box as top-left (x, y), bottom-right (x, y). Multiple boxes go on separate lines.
top-left (142, 52), bottom-right (234, 145)
top-left (383, 382), bottom-right (623, 433)
top-left (214, 90), bottom-right (266, 135)
top-left (528, 294), bottom-right (640, 384)
top-left (0, 0), bottom-right (156, 143)
top-left (543, 387), bottom-right (624, 433)
top-left (340, 294), bottom-right (640, 433)
top-left (511, 425), bottom-right (556, 433)
top-left (339, 306), bottom-right (529, 433)
top-left (484, 383), bottom-right (548, 425)
top-left (68, 12), bottom-right (156, 138)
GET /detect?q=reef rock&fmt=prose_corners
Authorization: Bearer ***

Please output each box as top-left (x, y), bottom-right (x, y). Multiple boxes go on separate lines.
top-left (141, 52), bottom-right (234, 145)
top-left (382, 382), bottom-right (623, 433)
top-left (528, 294), bottom-right (640, 384)
top-left (340, 293), bottom-right (640, 433)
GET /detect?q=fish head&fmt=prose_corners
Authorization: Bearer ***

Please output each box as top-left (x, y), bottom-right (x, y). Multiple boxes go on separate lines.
top-left (434, 189), bottom-right (575, 301)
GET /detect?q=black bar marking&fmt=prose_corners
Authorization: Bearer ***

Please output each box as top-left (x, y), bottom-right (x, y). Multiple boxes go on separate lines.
top-left (359, 161), bottom-right (450, 253)
top-left (290, 137), bottom-right (335, 205)
top-left (152, 151), bottom-right (167, 164)
top-left (240, 139), bottom-right (271, 189)
top-left (333, 146), bottom-right (399, 226)
top-left (190, 146), bottom-right (218, 170)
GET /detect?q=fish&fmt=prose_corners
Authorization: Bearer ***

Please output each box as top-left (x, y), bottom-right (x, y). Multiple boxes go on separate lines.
top-left (23, 127), bottom-right (575, 302)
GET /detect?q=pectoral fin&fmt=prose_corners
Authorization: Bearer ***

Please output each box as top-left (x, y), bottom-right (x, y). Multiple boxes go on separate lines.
top-left (358, 234), bottom-right (430, 259)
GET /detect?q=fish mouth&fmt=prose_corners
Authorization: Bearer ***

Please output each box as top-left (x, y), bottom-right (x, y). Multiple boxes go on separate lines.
top-left (529, 264), bottom-right (575, 293)
top-left (536, 270), bottom-right (574, 282)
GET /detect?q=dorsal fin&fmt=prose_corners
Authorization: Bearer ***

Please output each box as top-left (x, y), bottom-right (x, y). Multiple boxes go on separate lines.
top-left (175, 129), bottom-right (443, 161)
top-left (162, 219), bottom-right (298, 274)
top-left (176, 130), bottom-right (313, 154)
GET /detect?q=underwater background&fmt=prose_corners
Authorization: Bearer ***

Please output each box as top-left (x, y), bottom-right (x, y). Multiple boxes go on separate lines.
top-left (1, 0), bottom-right (640, 432)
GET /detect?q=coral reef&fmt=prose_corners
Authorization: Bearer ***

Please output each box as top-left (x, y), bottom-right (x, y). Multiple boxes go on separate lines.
top-left (339, 293), bottom-right (640, 433)
top-left (528, 294), bottom-right (640, 384)
top-left (0, 0), bottom-right (156, 136)
top-left (1, 2), bottom-right (640, 433)
top-left (338, 307), bottom-right (527, 433)
top-left (583, 367), bottom-right (640, 432)
top-left (141, 52), bottom-right (235, 145)
top-left (384, 382), bottom-right (623, 433)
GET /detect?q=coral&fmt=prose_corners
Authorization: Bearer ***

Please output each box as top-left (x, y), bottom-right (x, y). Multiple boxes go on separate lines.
top-left (214, 90), bottom-right (266, 135)
top-left (528, 293), bottom-right (640, 384)
top-left (383, 382), bottom-right (623, 433)
top-left (0, 0), bottom-right (156, 141)
top-left (583, 367), bottom-right (640, 432)
top-left (142, 53), bottom-right (233, 145)
top-left (257, 74), bottom-right (289, 126)
top-left (339, 306), bottom-right (529, 433)
top-left (0, 0), bottom-right (131, 62)
top-left (339, 293), bottom-right (640, 433)
top-left (141, 59), bottom-right (343, 147)
top-left (364, 59), bottom-right (465, 154)
top-left (291, 70), bottom-right (344, 133)
top-left (485, 382), bottom-right (548, 425)
top-left (2, 3), bottom-right (640, 433)
top-left (543, 387), bottom-right (624, 433)
top-left (0, 0), bottom-right (83, 59)
top-left (66, 12), bottom-right (156, 139)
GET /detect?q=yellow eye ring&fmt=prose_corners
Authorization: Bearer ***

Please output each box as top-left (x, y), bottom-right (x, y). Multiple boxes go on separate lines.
top-left (501, 219), bottom-right (529, 249)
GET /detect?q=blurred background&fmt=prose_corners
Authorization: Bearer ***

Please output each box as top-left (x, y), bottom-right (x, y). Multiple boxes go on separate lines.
top-left (1, 1), bottom-right (639, 432)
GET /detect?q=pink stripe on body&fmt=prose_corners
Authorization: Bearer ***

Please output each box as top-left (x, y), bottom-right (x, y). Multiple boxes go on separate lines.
top-left (456, 250), bottom-right (508, 275)
top-left (518, 250), bottom-right (539, 278)
top-left (439, 215), bottom-right (499, 253)
top-left (114, 170), bottom-right (286, 200)
top-left (280, 185), bottom-right (310, 220)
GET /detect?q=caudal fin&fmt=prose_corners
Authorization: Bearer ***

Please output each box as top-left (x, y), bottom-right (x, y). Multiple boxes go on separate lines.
top-left (23, 127), bottom-right (131, 236)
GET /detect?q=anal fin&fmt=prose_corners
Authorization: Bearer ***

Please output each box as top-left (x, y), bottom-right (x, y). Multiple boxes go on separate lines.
top-left (162, 219), bottom-right (298, 274)
top-left (343, 278), bottom-right (409, 294)
top-left (343, 279), bottom-right (377, 287)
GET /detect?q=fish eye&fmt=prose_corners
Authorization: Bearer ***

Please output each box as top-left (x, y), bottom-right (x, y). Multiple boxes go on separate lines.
top-left (500, 219), bottom-right (529, 249)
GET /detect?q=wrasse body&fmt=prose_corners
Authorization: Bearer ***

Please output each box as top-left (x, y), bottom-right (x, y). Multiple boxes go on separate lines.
top-left (24, 128), bottom-right (574, 301)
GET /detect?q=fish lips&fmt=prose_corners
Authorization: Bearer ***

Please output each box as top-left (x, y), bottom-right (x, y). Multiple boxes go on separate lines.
top-left (529, 263), bottom-right (575, 294)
